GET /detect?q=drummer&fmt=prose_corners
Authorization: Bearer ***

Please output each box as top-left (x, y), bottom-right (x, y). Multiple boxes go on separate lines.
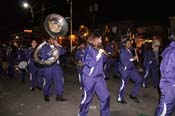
top-left (16, 43), bottom-right (28, 83)
top-left (26, 40), bottom-right (43, 91)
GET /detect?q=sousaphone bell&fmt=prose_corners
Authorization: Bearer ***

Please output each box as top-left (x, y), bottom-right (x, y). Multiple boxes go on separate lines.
top-left (44, 13), bottom-right (68, 39)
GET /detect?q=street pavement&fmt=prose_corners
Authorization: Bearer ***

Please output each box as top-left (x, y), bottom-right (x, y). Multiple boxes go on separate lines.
top-left (0, 63), bottom-right (174, 116)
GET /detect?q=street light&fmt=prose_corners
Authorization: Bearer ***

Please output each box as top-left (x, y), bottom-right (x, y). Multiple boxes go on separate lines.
top-left (23, 2), bottom-right (29, 8)
top-left (22, 1), bottom-right (34, 22)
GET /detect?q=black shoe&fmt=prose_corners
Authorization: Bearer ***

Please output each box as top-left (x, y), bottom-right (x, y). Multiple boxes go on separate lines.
top-left (20, 79), bottom-right (25, 83)
top-left (153, 85), bottom-right (158, 88)
top-left (30, 87), bottom-right (35, 91)
top-left (56, 96), bottom-right (59, 101)
top-left (56, 95), bottom-right (66, 102)
top-left (113, 75), bottom-right (119, 79)
top-left (117, 100), bottom-right (127, 104)
top-left (105, 78), bottom-right (110, 80)
top-left (44, 95), bottom-right (50, 102)
top-left (36, 86), bottom-right (42, 91)
top-left (142, 83), bottom-right (149, 88)
top-left (130, 95), bottom-right (140, 103)
top-left (142, 85), bottom-right (149, 88)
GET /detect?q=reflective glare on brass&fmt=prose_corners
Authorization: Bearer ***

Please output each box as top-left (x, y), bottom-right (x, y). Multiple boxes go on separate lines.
top-left (48, 21), bottom-right (61, 33)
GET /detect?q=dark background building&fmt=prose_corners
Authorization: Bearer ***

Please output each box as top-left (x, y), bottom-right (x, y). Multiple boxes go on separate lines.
top-left (0, 0), bottom-right (174, 47)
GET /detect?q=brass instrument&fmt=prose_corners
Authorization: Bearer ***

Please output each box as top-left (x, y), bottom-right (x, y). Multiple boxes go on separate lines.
top-left (71, 47), bottom-right (83, 66)
top-left (33, 14), bottom-right (68, 67)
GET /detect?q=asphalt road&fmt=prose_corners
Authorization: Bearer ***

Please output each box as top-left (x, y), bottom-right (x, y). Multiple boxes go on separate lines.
top-left (0, 63), bottom-right (174, 116)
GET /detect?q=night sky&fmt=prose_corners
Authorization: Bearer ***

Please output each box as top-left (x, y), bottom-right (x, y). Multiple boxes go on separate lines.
top-left (0, 0), bottom-right (174, 39)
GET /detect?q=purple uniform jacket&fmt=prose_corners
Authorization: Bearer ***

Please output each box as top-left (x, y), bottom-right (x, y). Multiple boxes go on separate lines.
top-left (143, 50), bottom-right (157, 68)
top-left (82, 45), bottom-right (106, 78)
top-left (160, 41), bottom-right (175, 85)
top-left (17, 48), bottom-right (27, 62)
top-left (40, 44), bottom-right (66, 66)
top-left (26, 47), bottom-right (33, 61)
top-left (53, 46), bottom-right (66, 76)
top-left (26, 47), bottom-right (36, 71)
top-left (75, 48), bottom-right (85, 61)
top-left (119, 47), bottom-right (135, 71)
top-left (56, 45), bottom-right (66, 56)
top-left (105, 44), bottom-right (114, 55)
top-left (40, 44), bottom-right (52, 61)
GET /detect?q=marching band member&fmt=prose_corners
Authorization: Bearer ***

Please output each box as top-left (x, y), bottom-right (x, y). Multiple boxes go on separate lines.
top-left (104, 41), bottom-right (114, 80)
top-left (142, 42), bottom-right (159, 88)
top-left (41, 37), bottom-right (66, 102)
top-left (154, 38), bottom-right (175, 116)
top-left (38, 39), bottom-right (52, 101)
top-left (16, 44), bottom-right (28, 83)
top-left (104, 40), bottom-right (120, 79)
top-left (111, 40), bottom-right (120, 79)
top-left (74, 41), bottom-right (86, 89)
top-left (78, 31), bottom-right (110, 116)
top-left (51, 37), bottom-right (66, 101)
top-left (117, 38), bottom-right (142, 104)
top-left (7, 41), bottom-right (18, 79)
top-left (26, 40), bottom-right (42, 91)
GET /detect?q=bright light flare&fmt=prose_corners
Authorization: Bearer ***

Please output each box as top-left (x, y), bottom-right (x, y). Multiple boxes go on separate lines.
top-left (23, 2), bottom-right (29, 8)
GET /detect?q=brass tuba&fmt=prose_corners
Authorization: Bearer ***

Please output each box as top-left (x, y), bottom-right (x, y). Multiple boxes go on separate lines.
top-left (33, 14), bottom-right (68, 67)
top-left (44, 13), bottom-right (68, 38)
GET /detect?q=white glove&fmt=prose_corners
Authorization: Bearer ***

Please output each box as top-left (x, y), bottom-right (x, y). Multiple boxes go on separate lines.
top-left (149, 60), bottom-right (152, 64)
top-left (99, 49), bottom-right (105, 55)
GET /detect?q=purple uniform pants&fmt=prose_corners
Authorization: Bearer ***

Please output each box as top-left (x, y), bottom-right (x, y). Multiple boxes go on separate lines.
top-left (78, 77), bottom-right (110, 116)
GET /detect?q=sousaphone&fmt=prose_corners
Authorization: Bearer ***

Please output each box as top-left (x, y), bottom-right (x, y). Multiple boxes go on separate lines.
top-left (34, 13), bottom-right (68, 67)
top-left (44, 13), bottom-right (68, 39)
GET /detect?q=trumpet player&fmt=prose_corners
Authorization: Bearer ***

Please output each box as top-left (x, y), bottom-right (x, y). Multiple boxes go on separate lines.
top-left (78, 31), bottom-right (110, 116)
top-left (117, 38), bottom-right (142, 104)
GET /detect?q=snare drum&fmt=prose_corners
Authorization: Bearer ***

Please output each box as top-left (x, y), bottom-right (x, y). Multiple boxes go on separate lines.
top-left (18, 61), bottom-right (28, 69)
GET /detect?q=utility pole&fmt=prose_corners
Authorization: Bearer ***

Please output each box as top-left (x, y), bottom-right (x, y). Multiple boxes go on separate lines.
top-left (70, 0), bottom-right (73, 52)
top-left (41, 0), bottom-right (45, 37)
top-left (66, 0), bottom-right (73, 52)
